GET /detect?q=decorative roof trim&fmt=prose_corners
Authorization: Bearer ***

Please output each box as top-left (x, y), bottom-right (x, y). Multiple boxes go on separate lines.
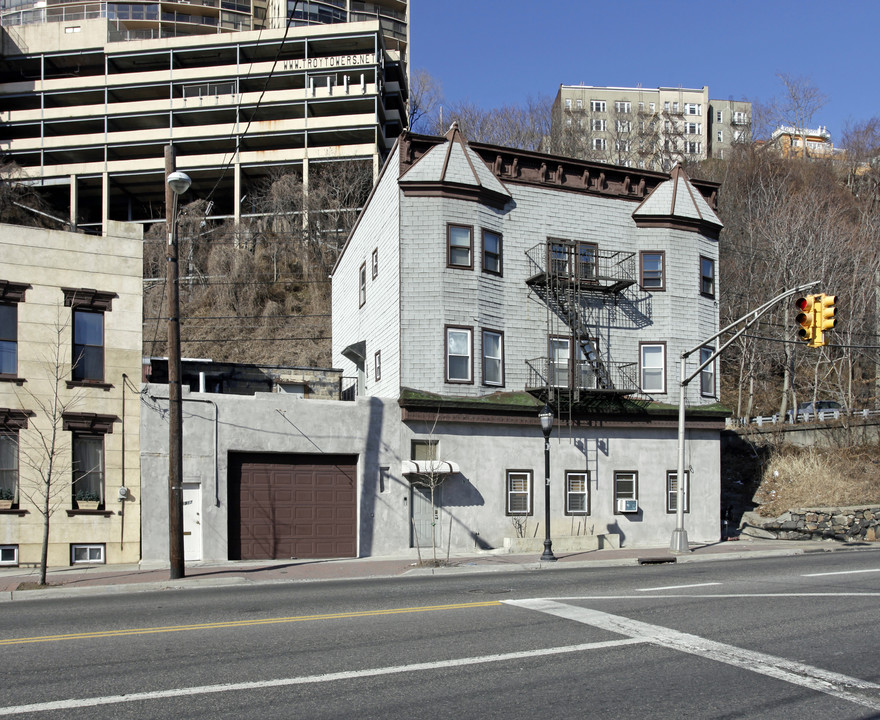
top-left (631, 216), bottom-right (721, 240)
top-left (398, 131), bottom-right (720, 208)
top-left (400, 182), bottom-right (510, 210)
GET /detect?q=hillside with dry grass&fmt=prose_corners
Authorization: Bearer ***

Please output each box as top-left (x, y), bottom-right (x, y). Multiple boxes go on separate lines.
top-left (752, 445), bottom-right (880, 517)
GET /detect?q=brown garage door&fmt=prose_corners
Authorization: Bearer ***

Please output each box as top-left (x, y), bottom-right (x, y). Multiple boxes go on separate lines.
top-left (228, 453), bottom-right (357, 560)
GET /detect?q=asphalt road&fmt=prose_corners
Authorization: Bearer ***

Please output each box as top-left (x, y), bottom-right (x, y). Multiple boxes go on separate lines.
top-left (2, 548), bottom-right (879, 719)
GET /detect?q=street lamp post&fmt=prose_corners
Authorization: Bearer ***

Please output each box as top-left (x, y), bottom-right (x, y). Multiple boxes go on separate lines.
top-left (165, 147), bottom-right (191, 580)
top-left (538, 403), bottom-right (556, 562)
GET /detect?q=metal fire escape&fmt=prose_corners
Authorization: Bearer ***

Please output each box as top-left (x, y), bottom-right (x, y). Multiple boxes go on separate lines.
top-left (525, 239), bottom-right (641, 407)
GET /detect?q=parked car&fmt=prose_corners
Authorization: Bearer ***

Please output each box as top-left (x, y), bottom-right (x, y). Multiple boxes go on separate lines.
top-left (797, 400), bottom-right (841, 415)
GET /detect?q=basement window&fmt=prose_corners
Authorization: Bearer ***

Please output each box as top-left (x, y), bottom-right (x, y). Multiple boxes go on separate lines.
top-left (71, 544), bottom-right (105, 564)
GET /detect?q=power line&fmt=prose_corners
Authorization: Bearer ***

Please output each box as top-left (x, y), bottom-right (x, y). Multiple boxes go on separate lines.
top-left (144, 277), bottom-right (330, 286)
top-left (177, 335), bottom-right (330, 343)
top-left (143, 313), bottom-right (330, 321)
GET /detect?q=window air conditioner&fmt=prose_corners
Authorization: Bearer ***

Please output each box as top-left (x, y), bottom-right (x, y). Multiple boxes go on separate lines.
top-left (617, 499), bottom-right (638, 513)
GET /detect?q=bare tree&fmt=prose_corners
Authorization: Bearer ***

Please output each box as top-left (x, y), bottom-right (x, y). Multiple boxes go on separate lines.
top-left (0, 161), bottom-right (63, 229)
top-left (840, 117), bottom-right (880, 204)
top-left (408, 68), bottom-right (444, 134)
top-left (442, 96), bottom-right (552, 152)
top-left (775, 73), bottom-right (829, 160)
top-left (11, 311), bottom-right (85, 585)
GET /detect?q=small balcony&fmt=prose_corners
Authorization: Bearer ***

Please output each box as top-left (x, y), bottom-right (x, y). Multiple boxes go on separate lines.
top-left (525, 357), bottom-right (641, 397)
top-left (526, 241), bottom-right (635, 295)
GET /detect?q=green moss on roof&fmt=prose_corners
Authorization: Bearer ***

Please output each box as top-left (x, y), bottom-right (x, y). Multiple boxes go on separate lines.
top-left (400, 388), bottom-right (729, 418)
top-left (400, 387), bottom-right (542, 410)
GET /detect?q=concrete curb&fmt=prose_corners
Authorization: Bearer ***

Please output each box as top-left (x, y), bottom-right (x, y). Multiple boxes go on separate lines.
top-left (2, 542), bottom-right (876, 603)
top-left (3, 576), bottom-right (251, 602)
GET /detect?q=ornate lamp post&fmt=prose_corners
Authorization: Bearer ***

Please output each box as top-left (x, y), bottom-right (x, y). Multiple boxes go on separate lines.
top-left (538, 403), bottom-right (556, 562)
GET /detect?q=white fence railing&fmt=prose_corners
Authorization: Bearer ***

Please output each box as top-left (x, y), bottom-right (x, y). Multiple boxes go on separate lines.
top-left (726, 408), bottom-right (880, 428)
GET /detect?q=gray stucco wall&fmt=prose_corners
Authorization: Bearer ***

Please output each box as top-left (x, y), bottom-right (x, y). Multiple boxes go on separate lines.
top-left (141, 383), bottom-right (720, 561)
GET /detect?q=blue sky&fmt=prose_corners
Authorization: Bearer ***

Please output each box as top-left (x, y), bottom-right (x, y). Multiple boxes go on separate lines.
top-left (411, 0), bottom-right (878, 143)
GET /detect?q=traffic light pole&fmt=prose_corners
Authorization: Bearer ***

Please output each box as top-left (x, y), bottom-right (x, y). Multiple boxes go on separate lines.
top-left (669, 281), bottom-right (820, 553)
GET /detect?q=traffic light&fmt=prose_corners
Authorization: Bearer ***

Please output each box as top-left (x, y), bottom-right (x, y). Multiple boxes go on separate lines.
top-left (818, 294), bottom-right (837, 342)
top-left (795, 295), bottom-right (817, 346)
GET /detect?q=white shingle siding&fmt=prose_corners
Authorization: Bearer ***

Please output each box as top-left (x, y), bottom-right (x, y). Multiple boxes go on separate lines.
top-left (334, 142), bottom-right (719, 406)
top-left (332, 145), bottom-right (402, 397)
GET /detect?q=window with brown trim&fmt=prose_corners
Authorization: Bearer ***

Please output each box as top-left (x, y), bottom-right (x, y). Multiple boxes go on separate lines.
top-left (613, 470), bottom-right (638, 514)
top-left (358, 263), bottom-right (367, 308)
top-left (700, 256), bottom-right (716, 298)
top-left (374, 350), bottom-right (381, 382)
top-left (63, 412), bottom-right (115, 510)
top-left (639, 251), bottom-right (665, 291)
top-left (481, 329), bottom-right (504, 387)
top-left (700, 346), bottom-right (716, 397)
top-left (482, 229), bottom-right (502, 275)
top-left (63, 288), bottom-right (116, 387)
top-left (445, 326), bottom-right (473, 383)
top-left (371, 248), bottom-right (379, 280)
top-left (447, 224), bottom-right (473, 269)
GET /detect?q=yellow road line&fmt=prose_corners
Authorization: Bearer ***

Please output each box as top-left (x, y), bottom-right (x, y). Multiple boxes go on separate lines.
top-left (0, 601), bottom-right (503, 646)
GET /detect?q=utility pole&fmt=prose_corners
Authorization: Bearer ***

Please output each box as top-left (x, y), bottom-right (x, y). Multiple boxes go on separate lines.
top-left (165, 145), bottom-right (186, 579)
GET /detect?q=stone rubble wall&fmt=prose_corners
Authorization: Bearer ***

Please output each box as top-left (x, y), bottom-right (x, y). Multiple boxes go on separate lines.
top-left (740, 507), bottom-right (880, 542)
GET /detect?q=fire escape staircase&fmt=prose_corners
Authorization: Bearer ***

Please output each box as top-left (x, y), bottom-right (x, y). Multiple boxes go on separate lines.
top-left (525, 240), bottom-right (642, 404)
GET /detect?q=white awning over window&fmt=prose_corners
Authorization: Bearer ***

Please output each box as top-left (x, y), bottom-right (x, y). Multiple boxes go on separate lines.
top-left (401, 460), bottom-right (460, 477)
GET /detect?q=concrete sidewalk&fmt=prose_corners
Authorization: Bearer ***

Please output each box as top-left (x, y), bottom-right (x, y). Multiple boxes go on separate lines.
top-left (2, 538), bottom-right (875, 602)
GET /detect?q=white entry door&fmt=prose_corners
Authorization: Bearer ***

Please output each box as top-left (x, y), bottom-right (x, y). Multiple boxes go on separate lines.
top-left (183, 483), bottom-right (202, 561)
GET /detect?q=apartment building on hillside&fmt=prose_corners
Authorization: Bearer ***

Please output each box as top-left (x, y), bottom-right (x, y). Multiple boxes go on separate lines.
top-left (553, 85), bottom-right (751, 170)
top-left (769, 125), bottom-right (835, 160)
top-left (0, 1), bottom-right (409, 234)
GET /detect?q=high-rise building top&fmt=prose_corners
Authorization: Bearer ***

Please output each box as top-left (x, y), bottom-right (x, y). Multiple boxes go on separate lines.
top-left (0, 1), bottom-right (409, 233)
top-left (1, 0), bottom-right (407, 46)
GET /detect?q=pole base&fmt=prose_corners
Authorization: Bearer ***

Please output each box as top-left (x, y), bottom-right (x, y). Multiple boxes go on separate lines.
top-left (669, 528), bottom-right (691, 554)
top-left (540, 540), bottom-right (557, 562)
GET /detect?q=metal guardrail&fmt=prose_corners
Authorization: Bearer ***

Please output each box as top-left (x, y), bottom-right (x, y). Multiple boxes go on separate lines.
top-left (725, 408), bottom-right (880, 428)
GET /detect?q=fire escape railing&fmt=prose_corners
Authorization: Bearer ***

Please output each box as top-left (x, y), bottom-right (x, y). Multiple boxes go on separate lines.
top-left (525, 357), bottom-right (641, 397)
